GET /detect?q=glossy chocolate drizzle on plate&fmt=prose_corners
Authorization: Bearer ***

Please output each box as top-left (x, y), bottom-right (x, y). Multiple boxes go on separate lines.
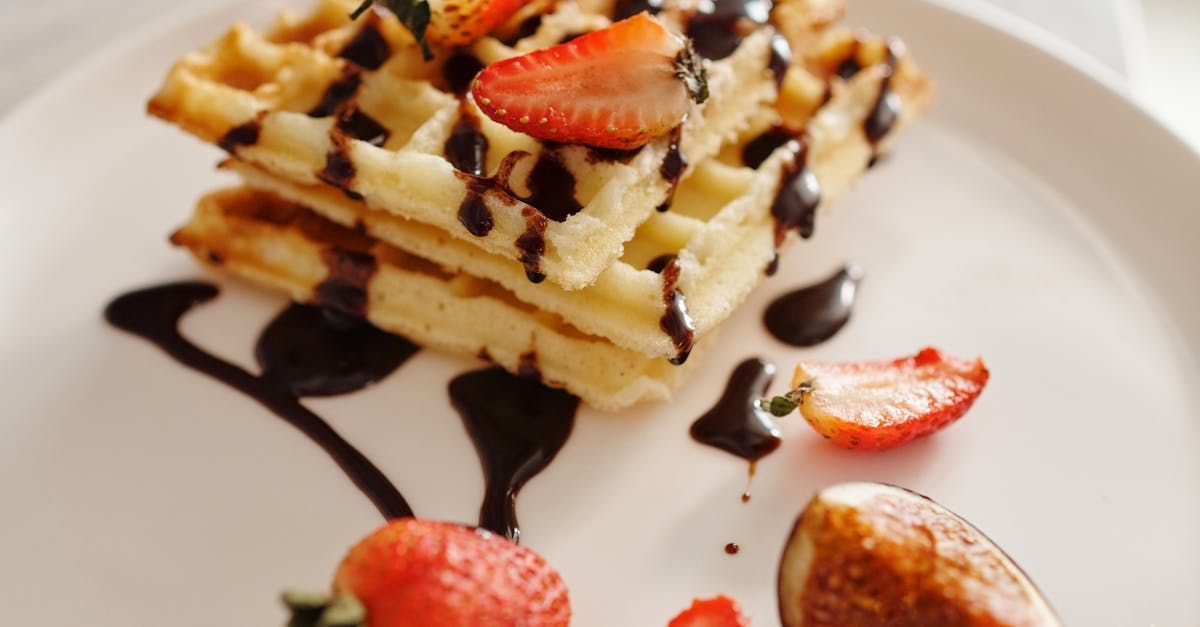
top-left (690, 357), bottom-right (782, 462)
top-left (104, 282), bottom-right (417, 520)
top-left (449, 367), bottom-right (578, 542)
top-left (764, 264), bottom-right (863, 346)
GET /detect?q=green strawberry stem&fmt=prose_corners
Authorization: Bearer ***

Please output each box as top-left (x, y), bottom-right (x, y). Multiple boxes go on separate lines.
top-left (283, 590), bottom-right (366, 627)
top-left (759, 379), bottom-right (814, 417)
top-left (350, 0), bottom-right (434, 61)
top-left (673, 42), bottom-right (709, 104)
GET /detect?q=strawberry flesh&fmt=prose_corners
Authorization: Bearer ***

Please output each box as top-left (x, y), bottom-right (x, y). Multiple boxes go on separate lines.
top-left (668, 596), bottom-right (751, 627)
top-left (471, 13), bottom-right (707, 149)
top-left (793, 347), bottom-right (989, 451)
top-left (428, 0), bottom-right (533, 46)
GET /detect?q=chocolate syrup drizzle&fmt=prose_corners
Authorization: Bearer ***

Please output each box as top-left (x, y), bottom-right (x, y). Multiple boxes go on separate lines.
top-left (339, 20), bottom-right (391, 70)
top-left (449, 367), bottom-right (578, 542)
top-left (657, 126), bottom-right (686, 212)
top-left (516, 207), bottom-right (549, 283)
top-left (658, 256), bottom-right (695, 365)
top-left (771, 138), bottom-right (822, 242)
top-left (741, 124), bottom-right (794, 170)
top-left (524, 152), bottom-right (583, 222)
top-left (612, 0), bottom-right (663, 21)
top-left (864, 40), bottom-right (904, 146)
top-left (104, 282), bottom-right (417, 520)
top-left (442, 51), bottom-right (486, 94)
top-left (686, 0), bottom-right (772, 61)
top-left (314, 248), bottom-right (377, 317)
top-left (217, 118), bottom-right (262, 154)
top-left (690, 357), bottom-right (782, 461)
top-left (764, 264), bottom-right (862, 346)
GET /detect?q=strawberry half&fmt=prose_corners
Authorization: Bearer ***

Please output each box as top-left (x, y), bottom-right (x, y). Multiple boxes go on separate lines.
top-left (471, 12), bottom-right (708, 149)
top-left (351, 0), bottom-right (534, 58)
top-left (285, 519), bottom-right (570, 627)
top-left (774, 347), bottom-right (989, 451)
top-left (668, 596), bottom-right (751, 627)
top-left (427, 0), bottom-right (533, 46)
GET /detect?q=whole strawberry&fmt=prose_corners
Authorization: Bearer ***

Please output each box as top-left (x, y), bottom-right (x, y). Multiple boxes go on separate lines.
top-left (285, 519), bottom-right (570, 626)
top-left (471, 12), bottom-right (708, 149)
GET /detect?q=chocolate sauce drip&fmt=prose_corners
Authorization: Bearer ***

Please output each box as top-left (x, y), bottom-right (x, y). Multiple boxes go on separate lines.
top-left (217, 119), bottom-right (262, 154)
top-left (686, 0), bottom-right (771, 61)
top-left (765, 253), bottom-right (780, 276)
top-left (771, 139), bottom-right (821, 242)
top-left (517, 351), bottom-right (541, 380)
top-left (864, 42), bottom-right (903, 145)
top-left (457, 180), bottom-right (494, 237)
top-left (340, 22), bottom-right (391, 70)
top-left (449, 367), bottom-right (578, 542)
top-left (104, 282), bottom-right (415, 520)
top-left (742, 125), bottom-right (795, 169)
top-left (764, 264), bottom-right (862, 346)
top-left (309, 71), bottom-right (363, 118)
top-left (337, 109), bottom-right (390, 147)
top-left (725, 542), bottom-right (741, 555)
top-left (445, 111), bottom-right (489, 176)
top-left (318, 133), bottom-right (364, 200)
top-left (258, 305), bottom-right (417, 397)
top-left (313, 248), bottom-right (377, 317)
top-left (524, 153), bottom-right (582, 222)
top-left (835, 56), bottom-right (862, 80)
top-left (499, 15), bottom-right (544, 46)
top-left (646, 253), bottom-right (677, 274)
top-left (657, 126), bottom-right (686, 212)
top-left (443, 51), bottom-right (486, 94)
top-left (516, 208), bottom-right (549, 283)
top-left (767, 33), bottom-right (792, 87)
top-left (612, 0), bottom-right (662, 21)
top-left (659, 257), bottom-right (695, 365)
top-left (690, 357), bottom-right (782, 461)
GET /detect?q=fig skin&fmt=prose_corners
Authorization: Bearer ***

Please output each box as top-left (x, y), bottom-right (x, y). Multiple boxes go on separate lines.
top-left (778, 482), bottom-right (1062, 627)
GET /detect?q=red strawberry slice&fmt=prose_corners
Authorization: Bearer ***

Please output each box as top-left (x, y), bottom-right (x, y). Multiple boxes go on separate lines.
top-left (668, 596), bottom-right (751, 627)
top-left (471, 12), bottom-right (708, 149)
top-left (783, 347), bottom-right (989, 451)
top-left (352, 0), bottom-right (534, 58)
top-left (285, 519), bottom-right (571, 627)
top-left (428, 0), bottom-right (533, 46)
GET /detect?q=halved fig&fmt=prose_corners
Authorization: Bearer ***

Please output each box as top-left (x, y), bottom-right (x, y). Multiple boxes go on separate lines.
top-left (778, 482), bottom-right (1061, 627)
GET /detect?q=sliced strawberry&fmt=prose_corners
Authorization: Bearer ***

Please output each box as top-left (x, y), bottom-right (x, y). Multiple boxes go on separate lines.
top-left (668, 596), bottom-right (751, 627)
top-left (351, 0), bottom-right (534, 58)
top-left (285, 519), bottom-right (570, 627)
top-left (428, 0), bottom-right (533, 46)
top-left (784, 347), bottom-right (989, 451)
top-left (471, 12), bottom-right (708, 149)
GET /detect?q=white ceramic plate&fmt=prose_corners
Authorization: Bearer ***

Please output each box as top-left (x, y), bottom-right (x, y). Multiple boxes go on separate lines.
top-left (1, 1), bottom-right (1198, 624)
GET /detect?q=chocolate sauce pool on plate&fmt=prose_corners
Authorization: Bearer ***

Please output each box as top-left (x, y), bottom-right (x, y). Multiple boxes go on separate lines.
top-left (104, 282), bottom-right (417, 519)
top-left (764, 264), bottom-right (863, 346)
top-left (691, 358), bottom-right (782, 461)
top-left (449, 367), bottom-right (578, 542)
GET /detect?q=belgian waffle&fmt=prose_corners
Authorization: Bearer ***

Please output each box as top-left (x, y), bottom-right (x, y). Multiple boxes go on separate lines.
top-left (149, 0), bottom-right (787, 290)
top-left (154, 0), bottom-right (931, 408)
top-left (172, 187), bottom-right (702, 410)
top-left (222, 51), bottom-right (929, 360)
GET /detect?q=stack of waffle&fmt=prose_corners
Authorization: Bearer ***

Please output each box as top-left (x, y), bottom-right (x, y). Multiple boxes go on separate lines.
top-left (151, 0), bottom-right (930, 410)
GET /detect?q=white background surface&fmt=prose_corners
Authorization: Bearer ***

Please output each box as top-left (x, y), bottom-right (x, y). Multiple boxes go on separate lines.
top-left (1, 0), bottom-right (1198, 148)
